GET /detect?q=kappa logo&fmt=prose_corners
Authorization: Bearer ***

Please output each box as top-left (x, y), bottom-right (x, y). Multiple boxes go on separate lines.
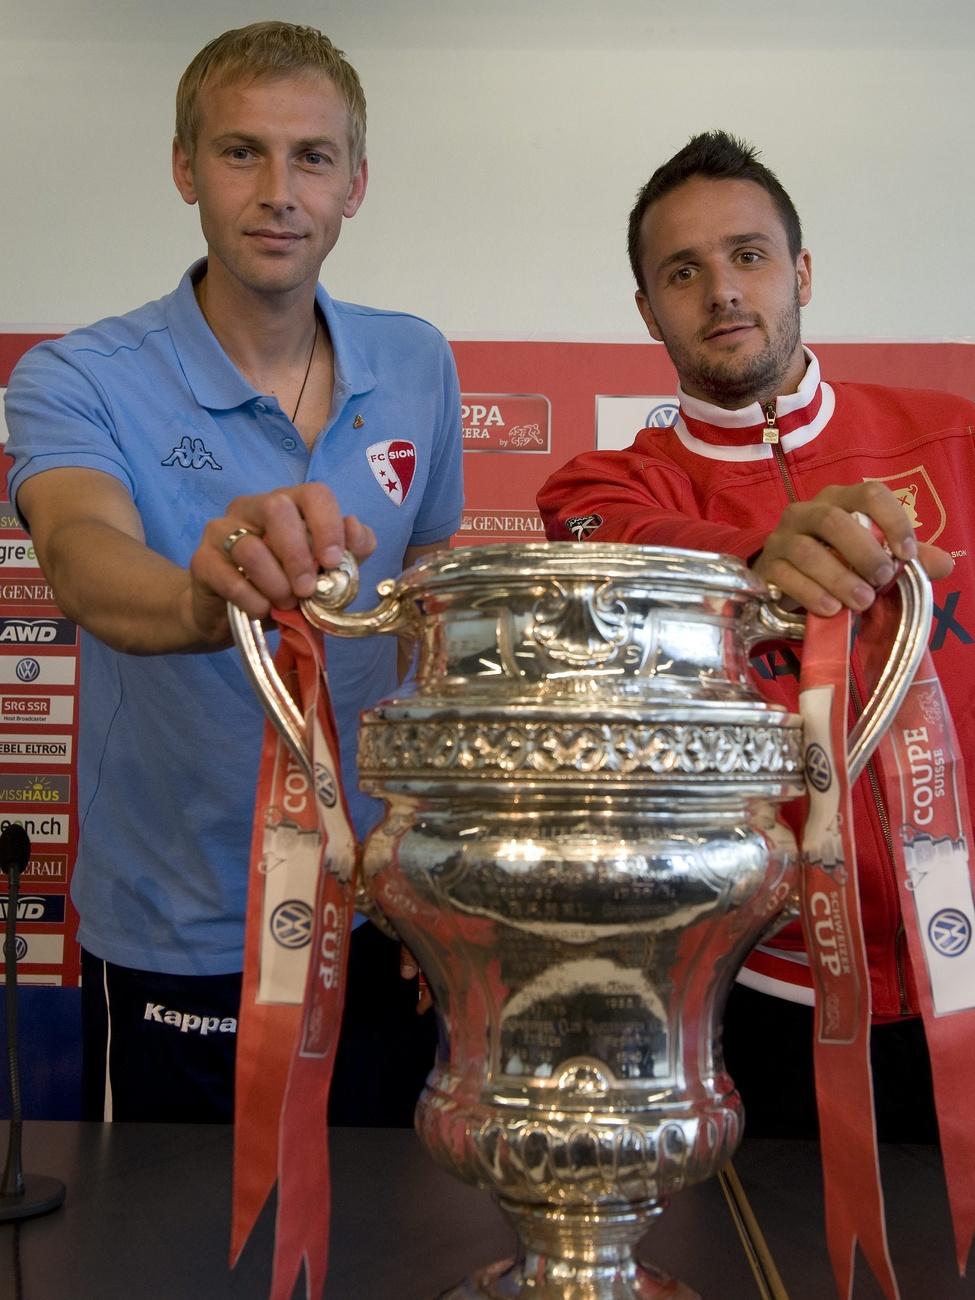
top-left (564, 513), bottom-right (603, 541)
top-left (928, 908), bottom-right (972, 958)
top-left (270, 899), bottom-right (313, 949)
top-left (143, 1002), bottom-right (237, 1035)
top-left (161, 436), bottom-right (223, 471)
top-left (461, 394), bottom-right (551, 453)
top-left (366, 439), bottom-right (417, 506)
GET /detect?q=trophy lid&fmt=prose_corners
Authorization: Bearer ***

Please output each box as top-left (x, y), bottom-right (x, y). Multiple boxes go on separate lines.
top-left (399, 542), bottom-right (769, 602)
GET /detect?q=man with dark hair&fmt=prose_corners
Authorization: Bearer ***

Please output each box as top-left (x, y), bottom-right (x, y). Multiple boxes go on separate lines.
top-left (627, 130), bottom-right (804, 291)
top-left (538, 130), bottom-right (975, 1137)
top-left (4, 21), bottom-right (462, 1123)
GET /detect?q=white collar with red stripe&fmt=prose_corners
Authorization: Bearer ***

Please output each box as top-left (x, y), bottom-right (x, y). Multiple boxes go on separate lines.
top-left (674, 348), bottom-right (835, 462)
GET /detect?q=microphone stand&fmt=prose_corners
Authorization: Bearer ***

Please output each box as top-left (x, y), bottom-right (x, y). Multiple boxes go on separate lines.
top-left (0, 824), bottom-right (65, 1220)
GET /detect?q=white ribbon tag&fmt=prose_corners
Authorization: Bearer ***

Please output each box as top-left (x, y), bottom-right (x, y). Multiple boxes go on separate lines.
top-left (906, 832), bottom-right (975, 1015)
top-left (800, 683), bottom-right (846, 872)
top-left (257, 751), bottom-right (321, 1005)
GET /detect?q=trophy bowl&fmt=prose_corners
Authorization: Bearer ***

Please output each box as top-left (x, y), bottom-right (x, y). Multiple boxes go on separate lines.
top-left (231, 542), bottom-right (930, 1300)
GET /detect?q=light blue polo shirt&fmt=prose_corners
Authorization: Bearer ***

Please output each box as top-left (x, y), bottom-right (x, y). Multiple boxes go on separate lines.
top-left (4, 263), bottom-right (463, 974)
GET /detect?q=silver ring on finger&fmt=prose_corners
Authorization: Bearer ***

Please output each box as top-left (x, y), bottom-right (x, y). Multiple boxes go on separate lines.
top-left (222, 526), bottom-right (255, 556)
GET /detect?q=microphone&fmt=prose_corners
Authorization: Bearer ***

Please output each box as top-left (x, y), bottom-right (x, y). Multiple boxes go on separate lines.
top-left (0, 823), bottom-right (66, 1221)
top-left (1, 824), bottom-right (30, 876)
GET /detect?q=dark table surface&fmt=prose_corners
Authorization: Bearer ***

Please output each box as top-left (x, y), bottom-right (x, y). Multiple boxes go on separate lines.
top-left (1, 1122), bottom-right (971, 1299)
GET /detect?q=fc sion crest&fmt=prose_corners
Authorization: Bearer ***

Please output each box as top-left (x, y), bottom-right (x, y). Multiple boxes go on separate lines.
top-left (862, 464), bottom-right (946, 544)
top-left (366, 439), bottom-right (417, 506)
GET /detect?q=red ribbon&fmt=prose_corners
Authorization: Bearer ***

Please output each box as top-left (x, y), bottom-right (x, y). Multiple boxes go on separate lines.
top-left (800, 592), bottom-right (975, 1297)
top-left (878, 670), bottom-right (975, 1276)
top-left (799, 606), bottom-right (897, 1299)
top-left (231, 610), bottom-right (356, 1298)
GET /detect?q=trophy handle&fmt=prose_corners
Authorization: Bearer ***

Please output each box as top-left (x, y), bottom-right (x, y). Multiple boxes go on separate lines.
top-left (227, 552), bottom-right (415, 776)
top-left (742, 559), bottom-right (933, 782)
top-left (227, 550), bottom-right (411, 936)
top-left (228, 601), bottom-right (310, 779)
top-left (299, 550), bottom-right (415, 639)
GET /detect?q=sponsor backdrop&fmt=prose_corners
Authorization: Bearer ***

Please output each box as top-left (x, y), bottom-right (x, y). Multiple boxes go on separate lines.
top-left (1, 332), bottom-right (973, 1115)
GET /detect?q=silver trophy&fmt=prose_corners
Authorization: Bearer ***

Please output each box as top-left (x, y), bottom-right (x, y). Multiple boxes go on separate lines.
top-left (231, 542), bottom-right (930, 1300)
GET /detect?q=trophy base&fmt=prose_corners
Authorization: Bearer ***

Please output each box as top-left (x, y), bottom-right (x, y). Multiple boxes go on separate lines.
top-left (436, 1257), bottom-right (701, 1300)
top-left (435, 1200), bottom-right (699, 1300)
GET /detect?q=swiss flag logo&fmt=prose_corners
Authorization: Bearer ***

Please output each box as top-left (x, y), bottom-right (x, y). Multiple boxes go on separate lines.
top-left (366, 439), bottom-right (417, 506)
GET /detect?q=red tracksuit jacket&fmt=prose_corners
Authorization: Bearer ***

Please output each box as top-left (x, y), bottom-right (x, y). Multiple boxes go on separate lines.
top-left (537, 351), bottom-right (975, 1020)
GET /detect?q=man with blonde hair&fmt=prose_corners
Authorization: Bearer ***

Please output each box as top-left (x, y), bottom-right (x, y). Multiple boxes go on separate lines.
top-left (5, 22), bottom-right (462, 1122)
top-left (174, 21), bottom-right (368, 172)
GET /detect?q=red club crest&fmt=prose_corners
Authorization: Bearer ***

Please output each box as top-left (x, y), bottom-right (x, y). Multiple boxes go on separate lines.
top-left (862, 464), bottom-right (946, 545)
top-left (366, 439), bottom-right (417, 506)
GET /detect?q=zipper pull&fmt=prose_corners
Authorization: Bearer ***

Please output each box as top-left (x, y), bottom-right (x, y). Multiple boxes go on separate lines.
top-left (762, 401), bottom-right (780, 445)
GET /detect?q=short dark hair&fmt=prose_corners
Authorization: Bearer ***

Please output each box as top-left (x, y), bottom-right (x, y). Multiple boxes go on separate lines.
top-left (627, 131), bottom-right (803, 293)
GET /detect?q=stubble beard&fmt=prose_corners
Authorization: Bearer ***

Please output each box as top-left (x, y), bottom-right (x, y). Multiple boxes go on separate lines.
top-left (666, 290), bottom-right (802, 409)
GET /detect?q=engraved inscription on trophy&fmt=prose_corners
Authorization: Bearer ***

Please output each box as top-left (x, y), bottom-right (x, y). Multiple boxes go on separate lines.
top-left (499, 981), bottom-right (668, 1083)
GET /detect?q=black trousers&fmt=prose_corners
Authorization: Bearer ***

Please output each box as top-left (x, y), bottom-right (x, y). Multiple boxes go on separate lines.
top-left (81, 922), bottom-right (437, 1125)
top-left (722, 983), bottom-right (939, 1142)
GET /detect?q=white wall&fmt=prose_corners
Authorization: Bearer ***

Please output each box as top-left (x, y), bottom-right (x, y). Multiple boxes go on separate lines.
top-left (2, 0), bottom-right (973, 340)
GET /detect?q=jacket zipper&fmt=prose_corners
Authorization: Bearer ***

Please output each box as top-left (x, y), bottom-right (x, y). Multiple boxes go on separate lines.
top-left (764, 403), bottom-right (798, 503)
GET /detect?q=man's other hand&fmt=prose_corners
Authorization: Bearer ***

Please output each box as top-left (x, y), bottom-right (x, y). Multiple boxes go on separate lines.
top-left (752, 481), bottom-right (952, 616)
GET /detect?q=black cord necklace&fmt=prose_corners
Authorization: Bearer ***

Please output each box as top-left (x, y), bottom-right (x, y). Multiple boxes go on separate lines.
top-left (291, 319), bottom-right (319, 423)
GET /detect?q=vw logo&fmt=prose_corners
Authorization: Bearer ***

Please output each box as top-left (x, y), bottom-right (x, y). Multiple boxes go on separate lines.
top-left (928, 908), bottom-right (972, 958)
top-left (805, 743), bottom-right (832, 793)
top-left (314, 762), bottom-right (337, 808)
top-left (646, 402), bottom-right (679, 428)
top-left (15, 658), bottom-right (40, 683)
top-left (5, 936), bottom-right (29, 961)
top-left (270, 899), bottom-right (313, 949)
